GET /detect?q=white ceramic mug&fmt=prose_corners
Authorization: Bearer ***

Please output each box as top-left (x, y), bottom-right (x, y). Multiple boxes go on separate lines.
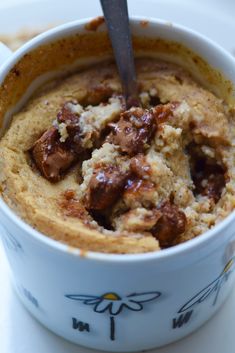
top-left (0, 18), bottom-right (235, 352)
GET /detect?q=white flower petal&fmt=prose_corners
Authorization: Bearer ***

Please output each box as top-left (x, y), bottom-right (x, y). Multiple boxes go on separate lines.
top-left (66, 294), bottom-right (99, 302)
top-left (94, 299), bottom-right (112, 313)
top-left (124, 300), bottom-right (143, 311)
top-left (85, 298), bottom-right (102, 305)
top-left (109, 300), bottom-right (124, 315)
top-left (127, 292), bottom-right (161, 303)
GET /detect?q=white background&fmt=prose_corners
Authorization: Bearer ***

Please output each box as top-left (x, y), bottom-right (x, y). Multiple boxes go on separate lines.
top-left (1, 1), bottom-right (235, 352)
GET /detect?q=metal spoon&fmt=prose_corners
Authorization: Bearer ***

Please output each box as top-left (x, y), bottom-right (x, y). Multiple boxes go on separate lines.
top-left (100, 0), bottom-right (139, 108)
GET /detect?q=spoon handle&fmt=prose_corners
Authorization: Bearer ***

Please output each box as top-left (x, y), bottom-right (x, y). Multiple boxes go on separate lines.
top-left (100, 0), bottom-right (138, 107)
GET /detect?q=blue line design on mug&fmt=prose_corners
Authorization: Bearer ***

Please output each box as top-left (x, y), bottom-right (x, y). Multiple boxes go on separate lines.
top-left (178, 258), bottom-right (235, 313)
top-left (1, 230), bottom-right (23, 253)
top-left (66, 291), bottom-right (161, 340)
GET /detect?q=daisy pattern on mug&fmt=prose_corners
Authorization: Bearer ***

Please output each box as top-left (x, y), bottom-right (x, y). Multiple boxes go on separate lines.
top-left (66, 291), bottom-right (161, 340)
top-left (178, 257), bottom-right (235, 313)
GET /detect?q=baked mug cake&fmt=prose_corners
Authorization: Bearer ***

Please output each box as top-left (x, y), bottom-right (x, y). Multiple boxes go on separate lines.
top-left (0, 57), bottom-right (235, 253)
top-left (1, 18), bottom-right (235, 351)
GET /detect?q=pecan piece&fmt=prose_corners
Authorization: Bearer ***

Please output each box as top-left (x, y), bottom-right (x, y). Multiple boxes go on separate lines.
top-left (130, 154), bottom-right (151, 178)
top-left (151, 102), bottom-right (179, 124)
top-left (108, 107), bottom-right (157, 156)
top-left (152, 201), bottom-right (187, 247)
top-left (85, 165), bottom-right (129, 210)
top-left (57, 103), bottom-right (83, 153)
top-left (124, 179), bottom-right (155, 207)
top-left (32, 127), bottom-right (77, 182)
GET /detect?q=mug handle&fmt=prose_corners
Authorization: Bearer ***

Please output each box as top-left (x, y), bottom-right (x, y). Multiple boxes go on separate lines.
top-left (0, 42), bottom-right (13, 66)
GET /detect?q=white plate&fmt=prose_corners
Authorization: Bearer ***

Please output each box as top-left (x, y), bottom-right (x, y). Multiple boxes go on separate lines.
top-left (1, 1), bottom-right (235, 352)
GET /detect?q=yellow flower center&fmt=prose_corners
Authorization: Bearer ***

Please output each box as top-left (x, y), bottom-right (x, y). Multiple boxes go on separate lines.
top-left (102, 293), bottom-right (120, 301)
top-left (223, 259), bottom-right (234, 273)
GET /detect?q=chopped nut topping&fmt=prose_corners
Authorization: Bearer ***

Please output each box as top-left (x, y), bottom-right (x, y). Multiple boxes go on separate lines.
top-left (31, 98), bottom-right (123, 182)
top-left (84, 165), bottom-right (130, 210)
top-left (31, 127), bottom-right (77, 182)
top-left (125, 179), bottom-right (155, 196)
top-left (107, 107), bottom-right (157, 156)
top-left (123, 179), bottom-right (156, 208)
top-left (130, 154), bottom-right (151, 179)
top-left (57, 103), bottom-right (83, 153)
top-left (152, 201), bottom-right (187, 247)
top-left (152, 102), bottom-right (179, 124)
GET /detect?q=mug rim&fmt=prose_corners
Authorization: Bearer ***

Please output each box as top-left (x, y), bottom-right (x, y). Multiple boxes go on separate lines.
top-left (1, 16), bottom-right (235, 262)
